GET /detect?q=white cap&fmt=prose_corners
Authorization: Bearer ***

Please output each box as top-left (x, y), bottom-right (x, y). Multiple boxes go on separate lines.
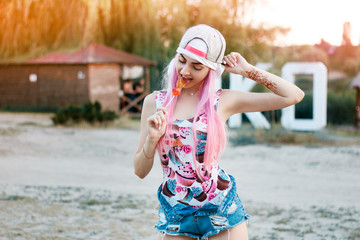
top-left (176, 24), bottom-right (226, 70)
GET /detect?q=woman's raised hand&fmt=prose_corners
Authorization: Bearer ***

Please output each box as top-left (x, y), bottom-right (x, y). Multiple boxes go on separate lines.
top-left (146, 107), bottom-right (167, 141)
top-left (223, 52), bottom-right (251, 76)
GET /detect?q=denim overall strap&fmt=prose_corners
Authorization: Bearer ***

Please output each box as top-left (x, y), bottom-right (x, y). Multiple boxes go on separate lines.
top-left (216, 175), bottom-right (237, 217)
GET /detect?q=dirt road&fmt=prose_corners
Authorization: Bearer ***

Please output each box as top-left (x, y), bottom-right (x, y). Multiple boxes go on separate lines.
top-left (0, 113), bottom-right (359, 239)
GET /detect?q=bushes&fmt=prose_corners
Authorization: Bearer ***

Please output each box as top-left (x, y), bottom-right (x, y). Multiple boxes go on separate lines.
top-left (52, 101), bottom-right (118, 125)
top-left (292, 92), bottom-right (354, 125)
top-left (327, 92), bottom-right (354, 125)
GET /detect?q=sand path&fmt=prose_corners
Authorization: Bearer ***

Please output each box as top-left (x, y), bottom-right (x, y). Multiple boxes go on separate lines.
top-left (0, 113), bottom-right (359, 239)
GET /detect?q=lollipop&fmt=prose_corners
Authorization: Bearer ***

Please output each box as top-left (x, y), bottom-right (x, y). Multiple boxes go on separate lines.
top-left (165, 77), bottom-right (188, 108)
top-left (172, 77), bottom-right (188, 95)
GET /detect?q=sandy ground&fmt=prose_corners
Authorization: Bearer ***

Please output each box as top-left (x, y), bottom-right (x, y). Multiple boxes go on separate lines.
top-left (0, 113), bottom-right (360, 240)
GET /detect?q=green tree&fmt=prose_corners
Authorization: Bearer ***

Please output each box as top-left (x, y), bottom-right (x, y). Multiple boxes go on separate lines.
top-left (0, 0), bottom-right (288, 79)
top-left (330, 22), bottom-right (359, 75)
top-left (272, 45), bottom-right (329, 70)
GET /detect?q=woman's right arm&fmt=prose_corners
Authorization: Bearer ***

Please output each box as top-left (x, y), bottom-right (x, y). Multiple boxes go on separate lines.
top-left (134, 93), bottom-right (167, 179)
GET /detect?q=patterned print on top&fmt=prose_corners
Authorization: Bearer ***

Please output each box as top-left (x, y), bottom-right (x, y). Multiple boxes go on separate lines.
top-left (155, 89), bottom-right (231, 208)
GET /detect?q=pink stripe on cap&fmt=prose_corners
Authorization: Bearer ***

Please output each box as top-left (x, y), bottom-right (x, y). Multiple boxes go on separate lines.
top-left (185, 45), bottom-right (207, 58)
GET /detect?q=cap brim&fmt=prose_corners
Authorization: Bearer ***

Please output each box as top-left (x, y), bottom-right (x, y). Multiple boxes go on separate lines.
top-left (176, 47), bottom-right (217, 70)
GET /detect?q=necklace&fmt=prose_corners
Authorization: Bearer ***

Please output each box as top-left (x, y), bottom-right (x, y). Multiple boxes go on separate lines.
top-left (183, 89), bottom-right (197, 96)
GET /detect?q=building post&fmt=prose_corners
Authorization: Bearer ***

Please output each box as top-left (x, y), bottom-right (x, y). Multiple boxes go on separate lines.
top-left (355, 88), bottom-right (360, 128)
top-left (145, 66), bottom-right (150, 95)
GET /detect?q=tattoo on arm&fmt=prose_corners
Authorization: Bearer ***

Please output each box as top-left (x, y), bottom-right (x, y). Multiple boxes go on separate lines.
top-left (245, 67), bottom-right (278, 94)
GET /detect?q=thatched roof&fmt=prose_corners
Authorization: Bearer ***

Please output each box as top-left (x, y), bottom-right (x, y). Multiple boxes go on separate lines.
top-left (350, 72), bottom-right (360, 89)
top-left (25, 43), bottom-right (156, 66)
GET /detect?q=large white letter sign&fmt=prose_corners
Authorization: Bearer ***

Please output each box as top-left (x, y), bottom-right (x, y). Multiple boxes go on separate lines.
top-left (281, 62), bottom-right (327, 131)
top-left (228, 63), bottom-right (272, 129)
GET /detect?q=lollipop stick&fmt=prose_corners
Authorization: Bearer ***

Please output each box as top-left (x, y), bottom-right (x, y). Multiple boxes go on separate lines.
top-left (163, 77), bottom-right (187, 109)
top-left (164, 95), bottom-right (175, 109)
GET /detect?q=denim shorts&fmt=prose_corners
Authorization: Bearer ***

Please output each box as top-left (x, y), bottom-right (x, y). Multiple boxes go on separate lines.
top-left (155, 175), bottom-right (250, 239)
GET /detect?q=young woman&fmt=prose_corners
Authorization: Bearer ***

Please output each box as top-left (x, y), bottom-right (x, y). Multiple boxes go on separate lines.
top-left (134, 24), bottom-right (304, 240)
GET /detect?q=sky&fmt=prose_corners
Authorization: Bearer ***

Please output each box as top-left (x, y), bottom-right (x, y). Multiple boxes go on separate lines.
top-left (246, 0), bottom-right (360, 46)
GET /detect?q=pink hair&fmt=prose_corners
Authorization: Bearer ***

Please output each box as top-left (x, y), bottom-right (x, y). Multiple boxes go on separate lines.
top-left (157, 59), bottom-right (228, 178)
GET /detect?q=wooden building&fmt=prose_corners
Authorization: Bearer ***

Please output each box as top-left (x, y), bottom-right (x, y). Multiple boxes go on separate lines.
top-left (0, 43), bottom-right (156, 113)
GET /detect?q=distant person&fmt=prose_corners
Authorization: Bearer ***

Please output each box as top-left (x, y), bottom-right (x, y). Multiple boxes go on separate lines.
top-left (123, 80), bottom-right (137, 113)
top-left (134, 24), bottom-right (304, 239)
top-left (134, 81), bottom-right (145, 96)
top-left (139, 78), bottom-right (145, 88)
top-left (134, 81), bottom-right (145, 108)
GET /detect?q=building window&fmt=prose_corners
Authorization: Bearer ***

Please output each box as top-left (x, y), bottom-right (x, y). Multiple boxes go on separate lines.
top-left (77, 71), bottom-right (86, 79)
top-left (29, 74), bottom-right (37, 82)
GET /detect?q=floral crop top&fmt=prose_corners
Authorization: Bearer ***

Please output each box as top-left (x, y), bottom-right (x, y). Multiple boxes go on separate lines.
top-left (155, 89), bottom-right (232, 208)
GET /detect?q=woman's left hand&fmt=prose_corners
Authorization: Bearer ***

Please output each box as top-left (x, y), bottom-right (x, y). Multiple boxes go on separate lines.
top-left (223, 52), bottom-right (251, 76)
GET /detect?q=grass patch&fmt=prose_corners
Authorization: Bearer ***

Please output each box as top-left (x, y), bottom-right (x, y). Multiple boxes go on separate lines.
top-left (3, 195), bottom-right (27, 201)
top-left (275, 218), bottom-right (291, 225)
top-left (327, 126), bottom-right (360, 138)
top-left (112, 194), bottom-right (151, 209)
top-left (53, 115), bottom-right (141, 130)
top-left (349, 228), bottom-right (360, 240)
top-left (303, 226), bottom-right (314, 234)
top-left (0, 127), bottom-right (20, 136)
top-left (266, 207), bottom-right (285, 217)
top-left (230, 124), bottom-right (360, 146)
top-left (273, 227), bottom-right (299, 234)
top-left (17, 121), bottom-right (42, 126)
top-left (84, 199), bottom-right (112, 206)
top-left (315, 207), bottom-right (342, 219)
top-left (112, 203), bottom-right (139, 209)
